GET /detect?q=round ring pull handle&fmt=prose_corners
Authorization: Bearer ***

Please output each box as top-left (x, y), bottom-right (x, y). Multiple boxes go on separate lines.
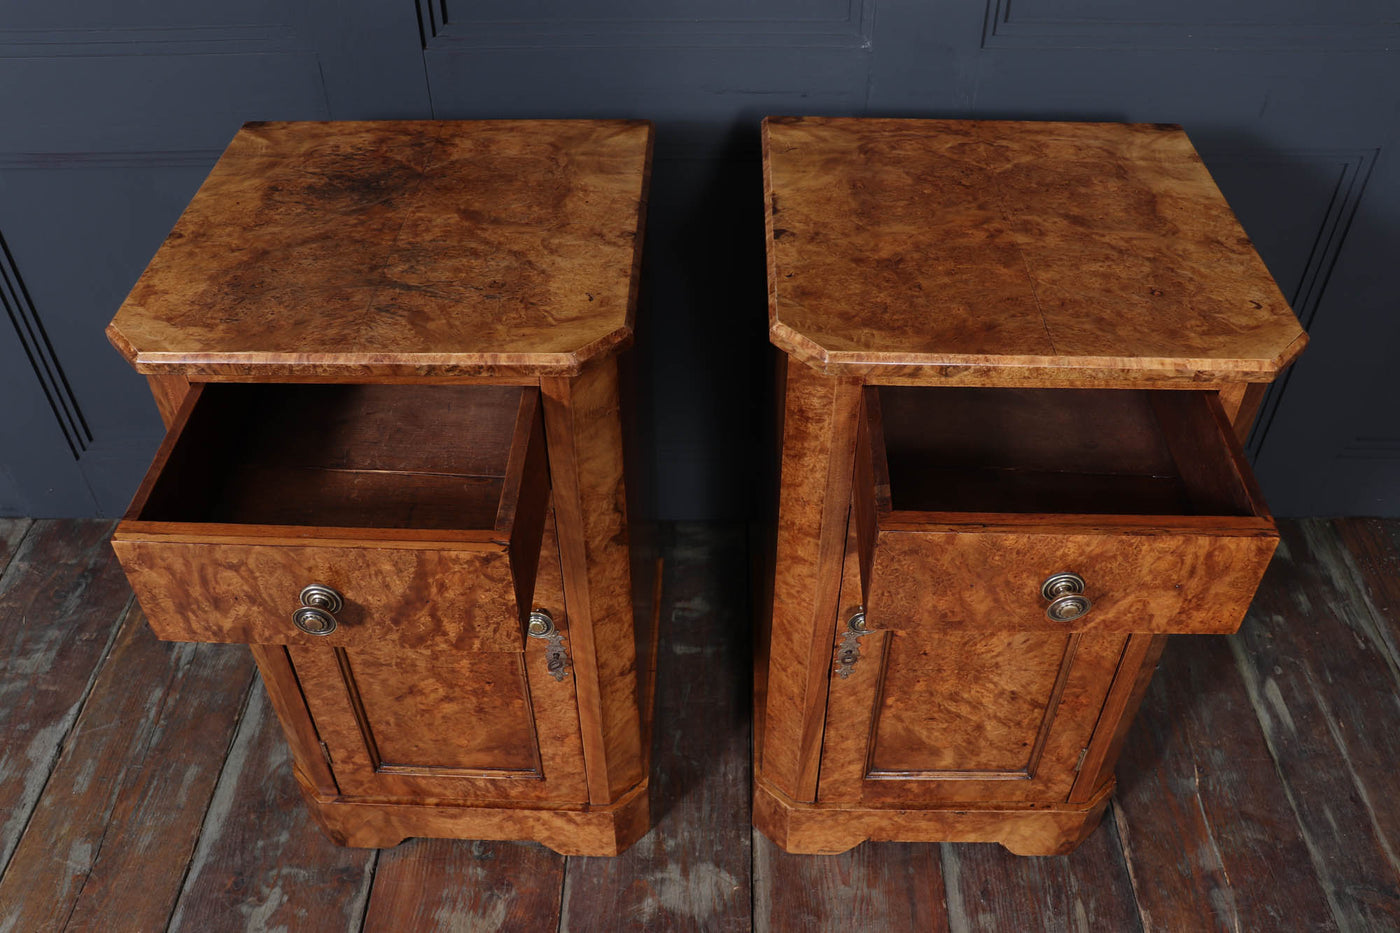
top-left (292, 606), bottom-right (338, 636)
top-left (299, 584), bottom-right (343, 614)
top-left (293, 584), bottom-right (342, 636)
top-left (1046, 594), bottom-right (1092, 622)
top-left (527, 610), bottom-right (557, 639)
top-left (1041, 572), bottom-right (1086, 601)
top-left (1042, 572), bottom-right (1090, 621)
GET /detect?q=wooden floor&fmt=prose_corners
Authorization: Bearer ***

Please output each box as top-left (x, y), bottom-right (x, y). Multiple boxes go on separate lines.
top-left (0, 519), bottom-right (1398, 931)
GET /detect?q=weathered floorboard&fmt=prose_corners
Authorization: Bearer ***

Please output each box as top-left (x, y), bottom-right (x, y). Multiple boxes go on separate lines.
top-left (0, 521), bottom-right (132, 875)
top-left (942, 812), bottom-right (1142, 933)
top-left (561, 525), bottom-right (752, 933)
top-left (167, 683), bottom-right (376, 932)
top-left (1227, 520), bottom-right (1400, 929)
top-left (1335, 517), bottom-right (1400, 677)
top-left (0, 519), bottom-right (31, 579)
top-left (361, 839), bottom-right (565, 932)
top-left (0, 519), bottom-right (1394, 929)
top-left (1113, 634), bottom-right (1336, 932)
top-left (753, 836), bottom-right (948, 933)
top-left (0, 608), bottom-right (255, 933)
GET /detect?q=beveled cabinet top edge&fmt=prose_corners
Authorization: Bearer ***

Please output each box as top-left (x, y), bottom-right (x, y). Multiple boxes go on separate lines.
top-left (763, 116), bottom-right (1307, 385)
top-left (108, 119), bottom-right (653, 379)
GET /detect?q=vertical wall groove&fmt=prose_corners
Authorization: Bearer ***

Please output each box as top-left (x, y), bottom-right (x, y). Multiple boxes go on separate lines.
top-left (0, 230), bottom-right (90, 458)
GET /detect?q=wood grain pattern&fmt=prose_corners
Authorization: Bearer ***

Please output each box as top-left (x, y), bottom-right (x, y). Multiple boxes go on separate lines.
top-left (284, 518), bottom-right (589, 806)
top-left (764, 117), bottom-right (1306, 384)
top-left (134, 383), bottom-right (539, 532)
top-left (167, 684), bottom-right (377, 933)
top-left (1217, 382), bottom-right (1268, 441)
top-left (755, 777), bottom-right (1111, 857)
top-left (1335, 517), bottom-right (1400, 669)
top-left (0, 609), bottom-right (254, 933)
top-left (1227, 521), bottom-right (1400, 929)
top-left (559, 525), bottom-right (751, 933)
top-left (542, 358), bottom-right (645, 804)
top-left (758, 359), bottom-right (862, 801)
top-left (300, 780), bottom-right (651, 856)
top-left (819, 629), bottom-right (1124, 809)
top-left (0, 518), bottom-right (30, 578)
top-left (1112, 635), bottom-right (1336, 931)
top-left (113, 539), bottom-right (529, 651)
top-left (113, 380), bottom-right (551, 651)
top-left (107, 120), bottom-right (653, 380)
top-left (0, 521), bottom-right (132, 872)
top-left (943, 812), bottom-right (1142, 933)
top-left (144, 373), bottom-right (191, 429)
top-left (1, 517), bottom-right (1393, 926)
top-left (249, 644), bottom-right (339, 798)
top-left (868, 633), bottom-right (1075, 775)
top-left (1068, 634), bottom-right (1166, 804)
top-left (753, 834), bottom-right (949, 932)
top-left (863, 528), bottom-right (1277, 636)
top-left (361, 839), bottom-right (565, 931)
top-left (814, 495), bottom-right (876, 804)
top-left (857, 384), bottom-right (1279, 637)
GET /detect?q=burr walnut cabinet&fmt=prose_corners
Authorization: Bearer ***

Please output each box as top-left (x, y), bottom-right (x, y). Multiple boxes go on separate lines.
top-left (105, 119), bottom-right (658, 856)
top-left (755, 117), bottom-right (1308, 856)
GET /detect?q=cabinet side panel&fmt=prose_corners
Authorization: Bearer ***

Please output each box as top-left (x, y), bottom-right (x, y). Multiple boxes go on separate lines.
top-left (760, 360), bottom-right (862, 801)
top-left (144, 373), bottom-right (193, 430)
top-left (541, 359), bottom-right (644, 803)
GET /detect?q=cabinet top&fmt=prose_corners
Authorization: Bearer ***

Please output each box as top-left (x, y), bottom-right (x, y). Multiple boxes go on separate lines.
top-left (107, 120), bottom-right (652, 379)
top-left (764, 117), bottom-right (1307, 385)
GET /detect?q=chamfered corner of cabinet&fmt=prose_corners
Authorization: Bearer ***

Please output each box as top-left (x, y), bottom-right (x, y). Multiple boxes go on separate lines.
top-left (1268, 330), bottom-right (1310, 377)
top-left (104, 318), bottom-right (140, 367)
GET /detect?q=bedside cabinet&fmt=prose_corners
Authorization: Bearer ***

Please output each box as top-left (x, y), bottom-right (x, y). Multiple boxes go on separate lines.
top-left (105, 120), bottom-right (658, 856)
top-left (754, 118), bottom-right (1307, 856)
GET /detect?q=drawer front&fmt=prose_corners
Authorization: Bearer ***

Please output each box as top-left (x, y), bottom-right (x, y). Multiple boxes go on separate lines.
top-left (112, 381), bottom-right (551, 651)
top-left (865, 526), bottom-right (1277, 635)
top-left (114, 539), bottom-right (528, 651)
top-left (856, 386), bottom-right (1279, 636)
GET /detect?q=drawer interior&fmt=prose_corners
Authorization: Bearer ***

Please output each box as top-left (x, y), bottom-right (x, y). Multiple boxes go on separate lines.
top-left (136, 383), bottom-right (534, 531)
top-left (873, 387), bottom-right (1257, 518)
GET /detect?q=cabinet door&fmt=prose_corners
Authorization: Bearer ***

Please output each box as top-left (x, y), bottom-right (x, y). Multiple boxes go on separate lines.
top-left (284, 519), bottom-right (588, 805)
top-left (818, 624), bottom-right (1126, 807)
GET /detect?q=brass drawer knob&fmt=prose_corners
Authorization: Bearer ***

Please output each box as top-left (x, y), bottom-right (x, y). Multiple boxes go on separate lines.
top-left (527, 610), bottom-right (557, 639)
top-left (293, 583), bottom-right (343, 636)
top-left (1041, 572), bottom-right (1091, 622)
top-left (292, 606), bottom-right (337, 635)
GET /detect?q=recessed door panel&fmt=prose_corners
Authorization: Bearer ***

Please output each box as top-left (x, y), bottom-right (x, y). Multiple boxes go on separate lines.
top-left (868, 633), bottom-right (1071, 777)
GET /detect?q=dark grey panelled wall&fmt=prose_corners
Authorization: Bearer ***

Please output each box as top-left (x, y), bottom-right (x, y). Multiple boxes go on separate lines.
top-left (1, 1), bottom-right (1396, 518)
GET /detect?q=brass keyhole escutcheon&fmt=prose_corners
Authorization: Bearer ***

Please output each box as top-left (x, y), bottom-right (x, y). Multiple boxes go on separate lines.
top-left (526, 610), bottom-right (570, 682)
top-left (1041, 572), bottom-right (1091, 622)
top-left (293, 583), bottom-right (343, 636)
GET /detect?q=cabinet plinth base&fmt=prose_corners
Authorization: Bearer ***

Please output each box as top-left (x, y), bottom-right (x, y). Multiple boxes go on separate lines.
top-left (753, 776), bottom-right (1112, 856)
top-left (293, 769), bottom-right (651, 856)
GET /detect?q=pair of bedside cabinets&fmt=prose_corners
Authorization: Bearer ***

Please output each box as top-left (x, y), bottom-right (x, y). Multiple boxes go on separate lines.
top-left (105, 117), bottom-right (1306, 858)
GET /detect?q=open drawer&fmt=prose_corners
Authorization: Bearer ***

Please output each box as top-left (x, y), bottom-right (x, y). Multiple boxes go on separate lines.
top-left (855, 386), bottom-right (1279, 635)
top-left (113, 382), bottom-right (549, 651)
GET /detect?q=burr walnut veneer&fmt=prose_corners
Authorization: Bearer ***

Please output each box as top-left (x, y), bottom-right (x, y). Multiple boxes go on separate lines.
top-left (756, 117), bottom-right (1307, 855)
top-left (106, 120), bottom-right (657, 856)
